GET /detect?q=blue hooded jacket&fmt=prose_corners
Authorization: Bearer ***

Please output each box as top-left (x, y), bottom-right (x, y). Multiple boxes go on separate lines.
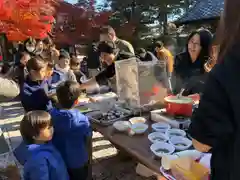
top-left (20, 76), bottom-right (52, 112)
top-left (50, 67), bottom-right (76, 90)
top-left (23, 142), bottom-right (69, 180)
top-left (50, 108), bottom-right (92, 169)
top-left (51, 68), bottom-right (66, 86)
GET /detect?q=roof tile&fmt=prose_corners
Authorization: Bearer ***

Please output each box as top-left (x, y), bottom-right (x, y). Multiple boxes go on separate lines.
top-left (177, 0), bottom-right (224, 24)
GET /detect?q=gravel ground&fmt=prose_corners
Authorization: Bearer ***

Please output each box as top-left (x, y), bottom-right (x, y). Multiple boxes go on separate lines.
top-left (92, 132), bottom-right (157, 180)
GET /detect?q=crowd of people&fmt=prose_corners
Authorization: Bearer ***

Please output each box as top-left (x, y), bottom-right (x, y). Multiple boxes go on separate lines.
top-left (0, 15), bottom-right (231, 179)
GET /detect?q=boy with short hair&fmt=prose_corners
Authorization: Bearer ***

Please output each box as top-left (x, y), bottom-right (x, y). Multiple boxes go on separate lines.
top-left (20, 56), bottom-right (52, 112)
top-left (20, 110), bottom-right (69, 180)
top-left (50, 80), bottom-right (92, 180)
top-left (51, 50), bottom-right (76, 88)
top-left (70, 55), bottom-right (86, 83)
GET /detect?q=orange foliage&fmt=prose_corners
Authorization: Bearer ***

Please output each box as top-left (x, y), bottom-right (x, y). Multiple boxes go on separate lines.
top-left (53, 3), bottom-right (112, 45)
top-left (0, 0), bottom-right (57, 41)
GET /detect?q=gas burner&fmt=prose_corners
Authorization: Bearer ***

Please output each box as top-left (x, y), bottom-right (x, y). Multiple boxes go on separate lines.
top-left (151, 109), bottom-right (191, 130)
top-left (159, 111), bottom-right (189, 120)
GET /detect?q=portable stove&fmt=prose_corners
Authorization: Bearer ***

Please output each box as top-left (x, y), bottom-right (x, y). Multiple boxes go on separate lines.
top-left (150, 109), bottom-right (191, 130)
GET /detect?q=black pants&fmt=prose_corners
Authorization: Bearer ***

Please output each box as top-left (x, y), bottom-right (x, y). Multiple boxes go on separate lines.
top-left (68, 164), bottom-right (89, 180)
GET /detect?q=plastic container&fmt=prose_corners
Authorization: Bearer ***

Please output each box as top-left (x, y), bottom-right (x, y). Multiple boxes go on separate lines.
top-left (150, 142), bottom-right (175, 158)
top-left (161, 150), bottom-right (202, 170)
top-left (148, 132), bottom-right (169, 143)
top-left (152, 122), bottom-right (171, 133)
top-left (171, 157), bottom-right (210, 180)
top-left (113, 121), bottom-right (131, 132)
top-left (166, 129), bottom-right (186, 138)
top-left (131, 123), bottom-right (148, 134)
top-left (169, 136), bottom-right (192, 151)
top-left (129, 117), bottom-right (146, 124)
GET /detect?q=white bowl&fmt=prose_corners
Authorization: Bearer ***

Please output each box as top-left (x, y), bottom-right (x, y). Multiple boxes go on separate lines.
top-left (131, 123), bottom-right (148, 134)
top-left (113, 121), bottom-right (131, 132)
top-left (152, 122), bottom-right (171, 133)
top-left (150, 142), bottom-right (175, 158)
top-left (166, 129), bottom-right (186, 138)
top-left (169, 136), bottom-right (192, 151)
top-left (129, 117), bottom-right (146, 124)
top-left (148, 132), bottom-right (169, 143)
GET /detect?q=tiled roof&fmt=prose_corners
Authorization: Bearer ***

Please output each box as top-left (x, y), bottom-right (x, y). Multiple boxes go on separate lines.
top-left (177, 0), bottom-right (224, 24)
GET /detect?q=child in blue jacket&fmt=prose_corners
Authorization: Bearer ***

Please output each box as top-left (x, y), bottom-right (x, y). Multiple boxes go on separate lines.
top-left (51, 50), bottom-right (76, 89)
top-left (20, 110), bottom-right (69, 180)
top-left (20, 56), bottom-right (52, 112)
top-left (50, 80), bottom-right (92, 180)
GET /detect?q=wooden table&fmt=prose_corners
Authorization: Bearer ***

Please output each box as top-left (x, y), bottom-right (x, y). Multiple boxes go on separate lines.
top-left (92, 119), bottom-right (163, 175)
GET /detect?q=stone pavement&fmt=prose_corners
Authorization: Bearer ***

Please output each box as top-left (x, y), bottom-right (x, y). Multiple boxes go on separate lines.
top-left (0, 101), bottom-right (24, 179)
top-left (0, 101), bottom-right (157, 180)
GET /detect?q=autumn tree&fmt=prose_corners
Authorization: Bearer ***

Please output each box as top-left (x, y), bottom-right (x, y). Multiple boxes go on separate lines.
top-left (75, 0), bottom-right (111, 41)
top-left (53, 0), bottom-right (111, 44)
top-left (0, 0), bottom-right (57, 41)
top-left (107, 0), bottom-right (189, 43)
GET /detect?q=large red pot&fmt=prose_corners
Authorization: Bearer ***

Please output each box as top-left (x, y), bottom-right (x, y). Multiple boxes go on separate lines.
top-left (164, 95), bottom-right (194, 117)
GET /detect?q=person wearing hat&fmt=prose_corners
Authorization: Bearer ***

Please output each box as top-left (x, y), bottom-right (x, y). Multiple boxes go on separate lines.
top-left (136, 48), bottom-right (158, 62)
top-left (50, 50), bottom-right (76, 88)
top-left (80, 41), bottom-right (135, 91)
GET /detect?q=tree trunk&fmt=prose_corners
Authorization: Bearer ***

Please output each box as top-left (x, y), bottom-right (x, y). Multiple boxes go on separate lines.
top-left (163, 12), bottom-right (168, 35)
top-left (185, 0), bottom-right (190, 11)
top-left (160, 4), bottom-right (168, 35)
